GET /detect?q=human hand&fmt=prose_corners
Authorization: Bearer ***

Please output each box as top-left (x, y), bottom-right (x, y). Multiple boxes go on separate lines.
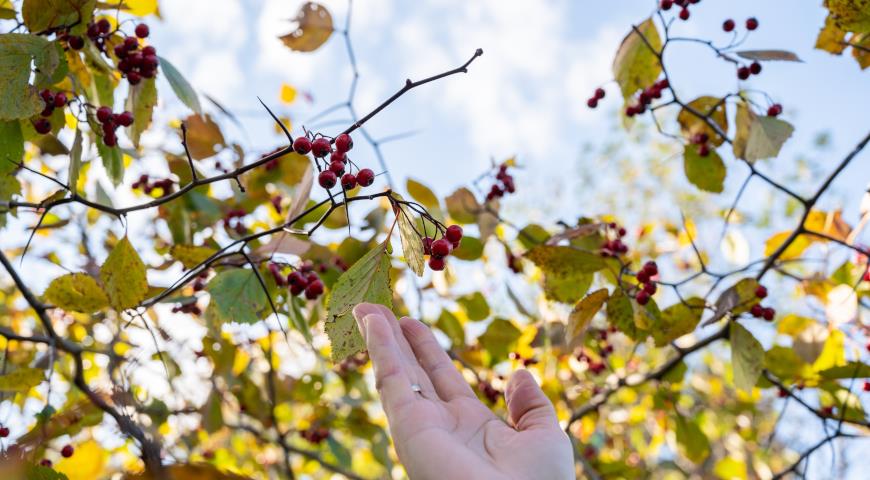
top-left (352, 303), bottom-right (574, 480)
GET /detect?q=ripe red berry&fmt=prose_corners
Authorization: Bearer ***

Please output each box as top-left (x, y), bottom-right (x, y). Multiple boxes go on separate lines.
top-left (61, 445), bottom-right (74, 458)
top-left (340, 173), bottom-right (356, 190)
top-left (40, 459), bottom-right (52, 467)
top-left (287, 271), bottom-right (305, 286)
top-left (318, 170), bottom-right (337, 189)
top-left (330, 150), bottom-right (346, 163)
top-left (746, 17), bottom-right (759, 30)
top-left (750, 304), bottom-right (764, 318)
top-left (68, 35), bottom-right (84, 49)
top-left (723, 19), bottom-right (735, 32)
top-left (114, 44), bottom-right (128, 58)
top-left (636, 270), bottom-right (650, 284)
top-left (643, 282), bottom-right (657, 295)
top-left (34, 118), bottom-right (51, 134)
top-left (103, 132), bottom-right (117, 147)
top-left (304, 280), bottom-right (324, 299)
top-left (755, 285), bottom-right (768, 299)
top-left (127, 71), bottom-right (142, 85)
top-left (698, 144), bottom-right (710, 157)
top-left (737, 66), bottom-right (750, 80)
top-left (749, 62), bottom-right (762, 75)
top-left (135, 23), bottom-right (150, 38)
top-left (0, 426), bottom-right (8, 437)
top-left (428, 256), bottom-right (445, 271)
top-left (636, 290), bottom-right (650, 305)
top-left (431, 239), bottom-right (451, 258)
top-left (422, 237), bottom-right (433, 255)
top-left (821, 405), bottom-right (833, 416)
top-left (334, 133), bottom-right (353, 153)
top-left (124, 36), bottom-right (138, 51)
top-left (142, 45), bottom-right (156, 56)
top-left (679, 8), bottom-right (690, 20)
top-left (311, 137), bottom-right (331, 157)
top-left (293, 136), bottom-right (312, 154)
top-left (328, 160), bottom-right (345, 175)
top-left (97, 18), bottom-right (111, 34)
top-left (594, 88), bottom-right (606, 100)
top-left (863, 381), bottom-right (870, 392)
top-left (587, 98), bottom-right (598, 109)
top-left (762, 307), bottom-right (775, 321)
top-left (643, 261), bottom-right (658, 276)
top-left (767, 103), bottom-right (782, 117)
top-left (445, 225), bottom-right (463, 243)
top-left (356, 168), bottom-right (375, 187)
top-left (143, 55), bottom-right (159, 70)
top-left (116, 111), bottom-right (134, 127)
top-left (87, 23), bottom-right (100, 39)
top-left (660, 0), bottom-right (673, 10)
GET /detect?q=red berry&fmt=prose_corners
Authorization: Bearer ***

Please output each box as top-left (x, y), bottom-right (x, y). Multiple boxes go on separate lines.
top-left (0, 426), bottom-right (8, 437)
top-left (636, 270), bottom-right (650, 284)
top-left (431, 239), bottom-right (451, 258)
top-left (777, 388), bottom-right (788, 398)
top-left (143, 55), bottom-right (159, 70)
top-left (746, 17), bottom-right (759, 30)
top-left (34, 118), bottom-right (51, 134)
top-left (428, 256), bottom-right (445, 271)
top-left (594, 87), bottom-right (606, 100)
top-left (117, 111), bottom-right (134, 127)
top-left (762, 308), bottom-right (775, 321)
top-left (135, 23), bottom-right (150, 38)
top-left (586, 97), bottom-right (598, 109)
top-left (422, 237), bottom-right (433, 255)
top-left (124, 36), bottom-right (139, 51)
top-left (698, 144), bottom-right (710, 157)
top-left (61, 445), bottom-right (74, 458)
top-left (318, 170), bottom-right (337, 189)
top-left (103, 132), bottom-right (117, 147)
top-left (68, 35), bottom-right (84, 50)
top-left (445, 225), bottom-right (463, 243)
top-left (679, 8), bottom-right (690, 20)
top-left (767, 103), bottom-right (783, 117)
top-left (52, 92), bottom-right (67, 108)
top-left (311, 137), bottom-right (332, 157)
top-left (643, 261), bottom-right (658, 276)
top-left (723, 19), bottom-right (735, 32)
top-left (287, 271), bottom-right (305, 286)
top-left (821, 406), bottom-right (833, 416)
top-left (293, 136), bottom-right (312, 154)
top-left (142, 46), bottom-right (156, 56)
top-left (328, 160), bottom-right (345, 176)
top-left (87, 23), bottom-right (100, 39)
top-left (330, 150), bottom-right (346, 163)
top-left (97, 18), bottom-right (111, 34)
top-left (755, 285), bottom-right (768, 299)
top-left (643, 282), bottom-right (657, 295)
top-left (737, 66), bottom-right (750, 80)
top-left (863, 381), bottom-right (870, 392)
top-left (334, 133), bottom-right (353, 153)
top-left (304, 280), bottom-right (324, 299)
top-left (749, 62), bottom-right (762, 75)
top-left (750, 304), bottom-right (764, 318)
top-left (660, 0), bottom-right (673, 10)
top-left (340, 173), bottom-right (356, 190)
top-left (356, 168), bottom-right (375, 187)
top-left (40, 459), bottom-right (52, 467)
top-left (636, 290), bottom-right (650, 305)
top-left (127, 71), bottom-right (142, 85)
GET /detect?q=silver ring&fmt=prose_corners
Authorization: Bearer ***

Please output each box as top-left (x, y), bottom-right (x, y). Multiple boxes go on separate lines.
top-left (411, 383), bottom-right (422, 394)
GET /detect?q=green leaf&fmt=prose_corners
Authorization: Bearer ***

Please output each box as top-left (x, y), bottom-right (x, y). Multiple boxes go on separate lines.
top-left (517, 224), bottom-right (551, 249)
top-left (157, 55), bottom-right (202, 115)
top-left (327, 436), bottom-right (353, 468)
top-left (406, 178), bottom-right (442, 219)
top-left (451, 236), bottom-right (483, 261)
top-left (817, 361), bottom-right (870, 380)
top-left (525, 245), bottom-right (605, 303)
top-left (607, 289), bottom-right (647, 341)
top-left (97, 138), bottom-right (123, 186)
top-left (677, 96), bottom-right (728, 146)
top-left (22, 0), bottom-right (95, 33)
top-left (612, 17), bottom-right (662, 100)
top-left (125, 77), bottom-right (157, 148)
top-left (202, 389), bottom-right (224, 434)
top-left (478, 317), bottom-right (521, 363)
top-left (326, 241), bottom-right (392, 361)
top-left (169, 244), bottom-right (218, 269)
top-left (709, 278), bottom-right (761, 324)
top-left (44, 273), bottom-right (109, 313)
top-left (764, 346), bottom-right (809, 381)
top-left (445, 187), bottom-right (479, 224)
top-left (675, 414), bottom-right (710, 463)
top-left (0, 367), bottom-right (44, 392)
top-left (395, 201), bottom-right (424, 277)
top-left (288, 295), bottom-right (313, 344)
top-left (26, 465), bottom-right (69, 480)
top-left (68, 128), bottom-right (82, 191)
top-left (0, 33), bottom-right (62, 120)
top-left (744, 115), bottom-right (794, 162)
top-left (100, 237), bottom-right (148, 311)
top-left (683, 144), bottom-right (725, 193)
top-left (567, 288), bottom-right (608, 345)
top-left (0, 120), bottom-right (23, 172)
top-left (653, 297), bottom-right (705, 346)
top-left (206, 269), bottom-right (268, 325)
top-left (436, 309), bottom-right (465, 346)
top-left (730, 322), bottom-right (763, 393)
top-left (458, 291), bottom-right (490, 321)
top-left (826, 0), bottom-right (870, 33)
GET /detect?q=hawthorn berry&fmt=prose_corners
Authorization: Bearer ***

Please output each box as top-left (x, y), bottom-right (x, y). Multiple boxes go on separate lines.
top-left (330, 150), bottom-right (346, 163)
top-left (746, 17), bottom-right (759, 30)
top-left (864, 381), bottom-right (870, 392)
top-left (750, 304), bottom-right (764, 318)
top-left (53, 92), bottom-right (67, 108)
top-left (723, 19), bottom-right (735, 32)
top-left (128, 71), bottom-right (142, 85)
top-left (34, 118), bottom-right (51, 134)
top-left (637, 270), bottom-right (650, 284)
top-left (293, 136), bottom-right (312, 154)
top-left (357, 168), bottom-right (375, 187)
top-left (737, 66), bottom-right (751, 80)
top-left (643, 282), bottom-right (657, 295)
top-left (422, 237), bottom-right (433, 255)
top-left (755, 285), bottom-right (768, 299)
top-left (660, 0), bottom-right (673, 10)
top-left (116, 111), bottom-right (134, 127)
top-left (318, 170), bottom-right (337, 189)
top-left (0, 426), bottom-right (8, 437)
top-left (749, 61), bottom-right (762, 75)
top-left (305, 280), bottom-right (324, 300)
top-left (288, 271), bottom-right (305, 286)
top-left (762, 307), bottom-right (775, 321)
top-left (636, 290), bottom-right (650, 305)
top-left (431, 239), bottom-right (451, 258)
top-left (697, 144), bottom-right (710, 157)
top-left (594, 87), bottom-right (606, 99)
top-left (40, 459), bottom-right (52, 467)
top-left (587, 97), bottom-right (598, 109)
top-left (97, 18), bottom-right (111, 34)
top-left (341, 173), bottom-right (357, 190)
top-left (61, 445), bottom-right (74, 458)
top-left (311, 137), bottom-right (332, 157)
top-left (124, 36), bottom-right (138, 50)
top-left (142, 45), bottom-right (156, 56)
top-left (68, 35), bottom-right (84, 49)
top-left (643, 261), bottom-right (658, 276)
top-left (679, 8), bottom-right (690, 21)
top-left (767, 104), bottom-right (783, 117)
top-left (428, 256), bottom-right (445, 271)
top-left (328, 160), bottom-right (345, 175)
top-left (335, 133), bottom-right (353, 153)
top-left (445, 225), bottom-right (463, 243)
top-left (821, 405), bottom-right (834, 416)
top-left (135, 23), bottom-right (150, 38)
top-left (87, 23), bottom-right (100, 39)
top-left (114, 44), bottom-right (128, 58)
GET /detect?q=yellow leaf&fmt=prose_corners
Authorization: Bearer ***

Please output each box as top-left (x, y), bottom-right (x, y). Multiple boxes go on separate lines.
top-left (278, 2), bottom-right (333, 53)
top-left (567, 289), bottom-right (608, 346)
top-left (183, 114), bottom-right (225, 160)
top-left (100, 237), bottom-right (149, 311)
top-left (55, 440), bottom-right (107, 480)
top-left (125, 0), bottom-right (159, 17)
top-left (279, 83), bottom-right (297, 104)
top-left (44, 273), bottom-right (109, 313)
top-left (124, 464), bottom-right (254, 479)
top-left (612, 18), bottom-right (662, 100)
top-left (677, 96), bottom-right (729, 146)
top-left (170, 244), bottom-right (218, 269)
top-left (0, 367), bottom-right (44, 392)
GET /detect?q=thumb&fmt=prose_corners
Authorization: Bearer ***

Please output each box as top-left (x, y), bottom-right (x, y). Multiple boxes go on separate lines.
top-left (505, 369), bottom-right (559, 431)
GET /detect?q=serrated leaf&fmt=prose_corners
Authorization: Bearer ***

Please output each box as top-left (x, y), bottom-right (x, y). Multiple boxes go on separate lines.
top-left (744, 115), bottom-right (794, 162)
top-left (735, 50), bottom-right (803, 62)
top-left (157, 55), bottom-right (202, 115)
top-left (0, 120), bottom-right (23, 172)
top-left (278, 2), bottom-right (334, 52)
top-left (97, 138), bottom-right (123, 185)
top-left (395, 201), bottom-right (424, 276)
top-left (816, 14), bottom-right (849, 54)
top-left (653, 297), bottom-right (705, 346)
top-left (44, 273), bottom-right (109, 313)
top-left (0, 367), bottom-right (43, 391)
top-left (675, 415), bottom-right (710, 463)
top-left (206, 269), bottom-right (268, 325)
top-left (68, 128), bottom-right (82, 191)
top-left (22, 0), bottom-right (95, 33)
top-left (607, 289), bottom-right (647, 341)
top-left (445, 187), bottom-right (480, 224)
top-left (677, 96), bottom-right (728, 146)
top-left (100, 237), bottom-right (148, 311)
top-left (125, 77), bottom-right (157, 148)
top-left (169, 244), bottom-right (217, 269)
top-left (612, 18), bottom-right (662, 100)
top-left (326, 241), bottom-right (392, 361)
top-left (0, 34), bottom-right (62, 120)
top-left (730, 322), bottom-right (763, 393)
top-left (567, 288), bottom-right (608, 345)
top-left (683, 144), bottom-right (725, 193)
top-left (525, 245), bottom-right (604, 303)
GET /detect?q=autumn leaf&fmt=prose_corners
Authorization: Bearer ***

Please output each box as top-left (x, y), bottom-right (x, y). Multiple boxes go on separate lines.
top-left (683, 144), bottom-right (725, 193)
top-left (183, 114), bottom-right (225, 160)
top-left (169, 244), bottom-right (218, 269)
top-left (44, 273), bottom-right (109, 313)
top-left (612, 18), bottom-right (662, 100)
top-left (0, 34), bottom-right (62, 120)
top-left (206, 269), bottom-right (268, 325)
top-left (735, 50), bottom-right (803, 62)
top-left (100, 237), bottom-right (148, 311)
top-left (445, 187), bottom-right (480, 224)
top-left (0, 367), bottom-right (44, 392)
top-left (394, 198), bottom-right (425, 276)
top-left (730, 322), bottom-right (763, 392)
top-left (677, 96), bottom-right (728, 146)
top-left (278, 2), bottom-right (334, 53)
top-left (125, 76), bottom-right (158, 148)
top-left (567, 288), bottom-right (608, 346)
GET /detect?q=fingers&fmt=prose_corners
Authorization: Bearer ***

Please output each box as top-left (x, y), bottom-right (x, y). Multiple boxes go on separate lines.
top-left (353, 303), bottom-right (418, 364)
top-left (505, 369), bottom-right (559, 431)
top-left (356, 312), bottom-right (417, 416)
top-left (399, 317), bottom-right (475, 401)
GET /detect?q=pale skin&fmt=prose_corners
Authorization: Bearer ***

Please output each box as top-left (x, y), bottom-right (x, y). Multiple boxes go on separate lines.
top-left (352, 303), bottom-right (574, 480)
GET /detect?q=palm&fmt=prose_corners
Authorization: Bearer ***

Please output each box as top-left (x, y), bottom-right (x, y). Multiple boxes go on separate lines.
top-left (353, 304), bottom-right (574, 480)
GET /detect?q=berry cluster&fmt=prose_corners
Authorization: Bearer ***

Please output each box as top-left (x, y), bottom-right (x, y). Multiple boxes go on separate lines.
top-left (95, 106), bottom-right (134, 147)
top-left (113, 24), bottom-right (158, 86)
top-left (268, 261), bottom-right (325, 300)
top-left (171, 301), bottom-right (201, 316)
top-left (635, 261), bottom-right (658, 305)
top-left (599, 222), bottom-right (629, 257)
top-left (624, 79), bottom-right (669, 117)
top-left (576, 349), bottom-right (607, 375)
top-left (293, 133), bottom-right (375, 192)
top-left (689, 132), bottom-right (712, 157)
top-left (586, 87), bottom-right (606, 109)
top-left (659, 0), bottom-right (702, 21)
top-left (422, 225), bottom-right (463, 271)
top-left (32, 89), bottom-right (70, 135)
top-left (485, 162), bottom-right (516, 201)
top-left (300, 425), bottom-right (330, 444)
top-left (749, 285), bottom-right (776, 321)
top-left (84, 18), bottom-right (113, 50)
top-left (131, 174), bottom-right (174, 195)
top-left (737, 61), bottom-right (763, 81)
top-left (222, 208), bottom-right (248, 235)
top-left (509, 351), bottom-right (539, 367)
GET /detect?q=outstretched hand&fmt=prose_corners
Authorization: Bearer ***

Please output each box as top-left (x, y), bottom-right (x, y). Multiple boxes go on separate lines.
top-left (352, 303), bottom-right (574, 480)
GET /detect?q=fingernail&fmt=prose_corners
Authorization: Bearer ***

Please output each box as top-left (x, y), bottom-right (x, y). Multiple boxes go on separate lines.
top-left (353, 303), bottom-right (379, 340)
